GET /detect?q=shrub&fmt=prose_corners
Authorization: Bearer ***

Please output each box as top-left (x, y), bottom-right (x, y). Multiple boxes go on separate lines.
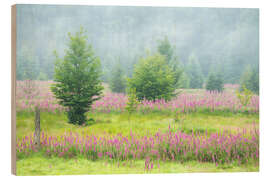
top-left (128, 54), bottom-right (175, 101)
top-left (236, 86), bottom-right (253, 107)
top-left (51, 27), bottom-right (103, 125)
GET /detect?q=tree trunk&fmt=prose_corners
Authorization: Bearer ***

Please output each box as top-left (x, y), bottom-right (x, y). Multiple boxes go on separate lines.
top-left (34, 106), bottom-right (40, 149)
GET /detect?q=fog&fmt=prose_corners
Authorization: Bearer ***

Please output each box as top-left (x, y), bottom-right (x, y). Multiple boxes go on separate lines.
top-left (16, 5), bottom-right (259, 83)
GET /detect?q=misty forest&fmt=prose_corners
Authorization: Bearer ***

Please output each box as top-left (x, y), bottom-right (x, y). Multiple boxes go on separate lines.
top-left (15, 5), bottom-right (259, 175)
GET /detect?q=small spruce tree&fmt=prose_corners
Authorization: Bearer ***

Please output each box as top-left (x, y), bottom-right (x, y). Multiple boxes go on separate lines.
top-left (206, 72), bottom-right (224, 92)
top-left (125, 88), bottom-right (140, 123)
top-left (51, 27), bottom-right (103, 125)
top-left (186, 53), bottom-right (204, 89)
top-left (109, 60), bottom-right (126, 93)
top-left (157, 36), bottom-right (183, 89)
top-left (178, 71), bottom-right (190, 89)
top-left (128, 54), bottom-right (175, 101)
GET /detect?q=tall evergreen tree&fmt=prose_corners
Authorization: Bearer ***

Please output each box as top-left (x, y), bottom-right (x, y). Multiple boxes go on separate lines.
top-left (157, 36), bottom-right (183, 89)
top-left (109, 59), bottom-right (126, 93)
top-left (51, 27), bottom-right (103, 125)
top-left (186, 53), bottom-right (204, 89)
top-left (157, 36), bottom-right (174, 64)
top-left (178, 71), bottom-right (190, 89)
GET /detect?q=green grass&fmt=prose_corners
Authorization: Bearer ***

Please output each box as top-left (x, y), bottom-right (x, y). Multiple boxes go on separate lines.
top-left (16, 153), bottom-right (258, 175)
top-left (16, 111), bottom-right (259, 139)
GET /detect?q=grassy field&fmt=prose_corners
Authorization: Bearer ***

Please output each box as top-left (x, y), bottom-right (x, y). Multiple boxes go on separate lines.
top-left (17, 153), bottom-right (258, 175)
top-left (16, 110), bottom-right (259, 175)
top-left (15, 82), bottom-right (259, 175)
top-left (16, 111), bottom-right (259, 138)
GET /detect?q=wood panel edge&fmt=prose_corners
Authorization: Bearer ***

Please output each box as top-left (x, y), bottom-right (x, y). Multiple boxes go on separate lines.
top-left (11, 4), bottom-right (17, 176)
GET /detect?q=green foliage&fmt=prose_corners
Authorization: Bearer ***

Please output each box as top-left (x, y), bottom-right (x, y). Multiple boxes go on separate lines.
top-left (157, 36), bottom-right (174, 64)
top-left (186, 53), bottom-right (204, 89)
top-left (109, 59), bottom-right (126, 93)
top-left (125, 88), bottom-right (140, 122)
top-left (157, 36), bottom-right (183, 89)
top-left (85, 118), bottom-right (95, 126)
top-left (178, 71), bottom-right (190, 89)
top-left (37, 72), bottom-right (48, 81)
top-left (240, 65), bottom-right (259, 94)
top-left (206, 72), bottom-right (224, 92)
top-left (128, 54), bottom-right (175, 101)
top-left (51, 27), bottom-right (103, 125)
top-left (236, 86), bottom-right (253, 107)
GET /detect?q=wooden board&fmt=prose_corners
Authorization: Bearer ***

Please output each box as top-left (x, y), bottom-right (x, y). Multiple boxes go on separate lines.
top-left (11, 4), bottom-right (16, 175)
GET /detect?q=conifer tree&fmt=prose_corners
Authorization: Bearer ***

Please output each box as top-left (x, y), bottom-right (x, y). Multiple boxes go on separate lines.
top-left (109, 59), bottom-right (126, 93)
top-left (51, 27), bottom-right (103, 125)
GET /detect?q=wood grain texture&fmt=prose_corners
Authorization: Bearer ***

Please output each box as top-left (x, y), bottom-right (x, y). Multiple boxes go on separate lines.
top-left (11, 4), bottom-right (16, 175)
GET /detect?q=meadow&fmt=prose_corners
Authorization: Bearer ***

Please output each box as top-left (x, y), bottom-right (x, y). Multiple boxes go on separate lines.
top-left (16, 81), bottom-right (259, 175)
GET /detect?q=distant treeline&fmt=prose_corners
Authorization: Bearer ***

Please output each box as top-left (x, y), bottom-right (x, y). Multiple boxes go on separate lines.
top-left (16, 5), bottom-right (259, 84)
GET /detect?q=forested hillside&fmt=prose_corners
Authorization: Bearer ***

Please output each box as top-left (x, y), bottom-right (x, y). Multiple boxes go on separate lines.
top-left (16, 5), bottom-right (259, 83)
